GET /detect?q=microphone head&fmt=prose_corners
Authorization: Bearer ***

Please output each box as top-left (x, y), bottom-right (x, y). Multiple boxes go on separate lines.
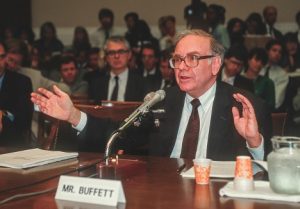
top-left (144, 92), bottom-right (156, 102)
top-left (155, 90), bottom-right (166, 101)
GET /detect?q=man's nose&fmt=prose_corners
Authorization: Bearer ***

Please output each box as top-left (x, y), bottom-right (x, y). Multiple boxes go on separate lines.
top-left (113, 53), bottom-right (120, 58)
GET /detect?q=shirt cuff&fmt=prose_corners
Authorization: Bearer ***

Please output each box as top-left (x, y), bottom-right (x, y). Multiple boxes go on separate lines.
top-left (72, 111), bottom-right (87, 132)
top-left (247, 134), bottom-right (265, 161)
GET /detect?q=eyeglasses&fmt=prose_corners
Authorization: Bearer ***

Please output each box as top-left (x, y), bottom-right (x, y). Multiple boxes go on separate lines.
top-left (169, 54), bottom-right (215, 69)
top-left (105, 49), bottom-right (129, 57)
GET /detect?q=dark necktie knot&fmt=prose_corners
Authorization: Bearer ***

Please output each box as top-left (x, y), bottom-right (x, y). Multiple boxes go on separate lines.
top-left (191, 99), bottom-right (201, 109)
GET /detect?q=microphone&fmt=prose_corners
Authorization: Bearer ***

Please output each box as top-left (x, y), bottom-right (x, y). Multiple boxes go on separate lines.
top-left (122, 90), bottom-right (166, 126)
top-left (104, 90), bottom-right (166, 163)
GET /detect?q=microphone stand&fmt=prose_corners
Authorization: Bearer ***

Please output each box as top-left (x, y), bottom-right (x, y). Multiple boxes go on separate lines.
top-left (104, 108), bottom-right (146, 165)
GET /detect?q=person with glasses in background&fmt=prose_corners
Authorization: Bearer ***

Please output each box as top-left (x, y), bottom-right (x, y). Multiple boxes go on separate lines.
top-left (31, 30), bottom-right (272, 160)
top-left (89, 36), bottom-right (145, 103)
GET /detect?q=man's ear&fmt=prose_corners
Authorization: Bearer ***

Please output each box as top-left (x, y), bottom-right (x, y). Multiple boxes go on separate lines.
top-left (211, 56), bottom-right (222, 76)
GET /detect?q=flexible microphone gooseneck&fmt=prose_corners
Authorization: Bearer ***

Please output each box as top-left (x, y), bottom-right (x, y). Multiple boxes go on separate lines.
top-left (104, 90), bottom-right (166, 164)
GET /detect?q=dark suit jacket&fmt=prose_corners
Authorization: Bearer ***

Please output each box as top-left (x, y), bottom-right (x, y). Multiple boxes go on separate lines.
top-left (264, 24), bottom-right (283, 41)
top-left (148, 82), bottom-right (272, 160)
top-left (218, 70), bottom-right (255, 93)
top-left (80, 81), bottom-right (272, 160)
top-left (0, 70), bottom-right (33, 147)
top-left (89, 70), bottom-right (146, 103)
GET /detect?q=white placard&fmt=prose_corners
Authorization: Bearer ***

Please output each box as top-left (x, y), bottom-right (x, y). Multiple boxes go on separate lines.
top-left (55, 176), bottom-right (126, 206)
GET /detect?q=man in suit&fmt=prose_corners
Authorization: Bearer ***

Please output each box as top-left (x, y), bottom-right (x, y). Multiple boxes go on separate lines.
top-left (0, 42), bottom-right (33, 147)
top-left (89, 36), bottom-right (145, 102)
top-left (218, 46), bottom-right (254, 93)
top-left (31, 29), bottom-right (271, 161)
top-left (140, 44), bottom-right (162, 93)
top-left (262, 6), bottom-right (283, 41)
top-left (90, 8), bottom-right (120, 49)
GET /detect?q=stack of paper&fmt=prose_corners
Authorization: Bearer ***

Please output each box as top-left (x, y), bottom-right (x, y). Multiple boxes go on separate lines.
top-left (0, 148), bottom-right (78, 169)
top-left (181, 161), bottom-right (236, 178)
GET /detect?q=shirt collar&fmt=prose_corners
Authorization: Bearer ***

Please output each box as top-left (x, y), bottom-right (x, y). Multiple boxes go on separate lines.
top-left (143, 68), bottom-right (156, 77)
top-left (185, 82), bottom-right (216, 113)
top-left (222, 68), bottom-right (236, 81)
top-left (110, 68), bottom-right (129, 81)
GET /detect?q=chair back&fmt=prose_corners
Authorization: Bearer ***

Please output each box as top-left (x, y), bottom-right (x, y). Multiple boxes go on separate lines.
top-left (37, 112), bottom-right (60, 150)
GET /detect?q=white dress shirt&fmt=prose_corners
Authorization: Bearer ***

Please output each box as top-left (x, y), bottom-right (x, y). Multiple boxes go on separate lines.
top-left (75, 82), bottom-right (264, 160)
top-left (260, 64), bottom-right (289, 109)
top-left (143, 68), bottom-right (156, 77)
top-left (108, 69), bottom-right (129, 101)
top-left (221, 69), bottom-right (235, 86)
top-left (170, 82), bottom-right (264, 160)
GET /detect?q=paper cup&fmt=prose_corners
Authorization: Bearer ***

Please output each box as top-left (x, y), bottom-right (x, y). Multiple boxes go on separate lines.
top-left (193, 158), bottom-right (212, 185)
top-left (234, 156), bottom-right (254, 191)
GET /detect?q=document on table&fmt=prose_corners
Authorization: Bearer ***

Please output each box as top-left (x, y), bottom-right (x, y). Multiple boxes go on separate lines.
top-left (0, 148), bottom-right (78, 169)
top-left (181, 161), bottom-right (236, 178)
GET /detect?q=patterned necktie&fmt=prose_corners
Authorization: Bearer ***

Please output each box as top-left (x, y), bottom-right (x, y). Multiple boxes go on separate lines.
top-left (180, 99), bottom-right (201, 159)
top-left (111, 76), bottom-right (119, 101)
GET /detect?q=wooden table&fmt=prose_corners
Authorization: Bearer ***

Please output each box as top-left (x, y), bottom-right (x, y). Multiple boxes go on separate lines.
top-left (0, 151), bottom-right (298, 209)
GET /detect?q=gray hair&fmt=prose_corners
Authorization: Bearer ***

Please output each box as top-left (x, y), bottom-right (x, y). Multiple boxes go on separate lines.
top-left (103, 35), bottom-right (131, 51)
top-left (174, 29), bottom-right (225, 62)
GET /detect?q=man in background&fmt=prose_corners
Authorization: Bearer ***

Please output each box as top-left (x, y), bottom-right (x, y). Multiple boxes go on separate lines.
top-left (218, 46), bottom-right (254, 93)
top-left (263, 6), bottom-right (283, 41)
top-left (90, 8), bottom-right (119, 49)
top-left (89, 36), bottom-right (145, 102)
top-left (0, 42), bottom-right (33, 147)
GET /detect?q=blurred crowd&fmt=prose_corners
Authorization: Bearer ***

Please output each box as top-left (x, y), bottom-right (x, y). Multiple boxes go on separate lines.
top-left (0, 0), bottom-right (300, 148)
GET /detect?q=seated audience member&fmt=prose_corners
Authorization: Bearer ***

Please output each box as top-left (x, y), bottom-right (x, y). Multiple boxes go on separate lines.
top-left (218, 46), bottom-right (254, 93)
top-left (1, 26), bottom-right (18, 47)
top-left (245, 13), bottom-right (267, 35)
top-left (59, 56), bottom-right (88, 97)
top-left (159, 50), bottom-right (176, 89)
top-left (0, 42), bottom-right (33, 147)
top-left (90, 8), bottom-right (119, 49)
top-left (72, 27), bottom-right (91, 73)
top-left (242, 48), bottom-right (275, 110)
top-left (260, 40), bottom-right (289, 111)
top-left (124, 12), bottom-right (140, 47)
top-left (89, 36), bottom-right (145, 102)
top-left (129, 20), bottom-right (160, 59)
top-left (5, 41), bottom-right (70, 92)
top-left (32, 29), bottom-right (272, 160)
top-left (140, 44), bottom-right (162, 93)
top-left (72, 26), bottom-right (91, 54)
top-left (227, 18), bottom-right (246, 47)
top-left (184, 0), bottom-right (208, 30)
top-left (16, 26), bottom-right (35, 54)
top-left (33, 22), bottom-right (64, 63)
top-left (262, 6), bottom-right (283, 41)
top-left (159, 16), bottom-right (177, 51)
top-left (5, 42), bottom-right (71, 141)
top-left (282, 32), bottom-right (300, 72)
top-left (206, 4), bottom-right (230, 49)
top-left (83, 47), bottom-right (106, 85)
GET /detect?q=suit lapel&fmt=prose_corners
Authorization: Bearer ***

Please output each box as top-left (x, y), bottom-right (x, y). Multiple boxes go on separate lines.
top-left (124, 71), bottom-right (133, 100)
top-left (207, 82), bottom-right (233, 159)
top-left (103, 73), bottom-right (110, 100)
top-left (164, 87), bottom-right (186, 155)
